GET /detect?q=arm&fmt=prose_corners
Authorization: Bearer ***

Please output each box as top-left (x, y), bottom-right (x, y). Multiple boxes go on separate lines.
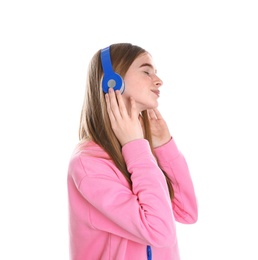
top-left (154, 139), bottom-right (198, 224)
top-left (71, 139), bottom-right (177, 247)
top-left (147, 108), bottom-right (198, 223)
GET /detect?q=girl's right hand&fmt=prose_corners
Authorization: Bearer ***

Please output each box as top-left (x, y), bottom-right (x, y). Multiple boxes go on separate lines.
top-left (105, 88), bottom-right (144, 146)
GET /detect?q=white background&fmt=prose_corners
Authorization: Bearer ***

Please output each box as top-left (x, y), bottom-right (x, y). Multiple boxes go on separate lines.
top-left (0, 0), bottom-right (257, 259)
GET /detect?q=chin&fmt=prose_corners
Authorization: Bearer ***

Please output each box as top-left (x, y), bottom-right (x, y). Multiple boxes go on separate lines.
top-left (141, 102), bottom-right (159, 111)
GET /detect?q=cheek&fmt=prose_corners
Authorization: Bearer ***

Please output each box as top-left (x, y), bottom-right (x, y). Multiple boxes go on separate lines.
top-left (123, 79), bottom-right (140, 97)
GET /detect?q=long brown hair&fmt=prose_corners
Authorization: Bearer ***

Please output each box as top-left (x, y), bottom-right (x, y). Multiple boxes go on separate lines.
top-left (79, 43), bottom-right (173, 199)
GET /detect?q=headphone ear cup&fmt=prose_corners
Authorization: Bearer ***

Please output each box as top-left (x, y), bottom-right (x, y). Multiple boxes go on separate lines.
top-left (102, 72), bottom-right (125, 94)
top-left (100, 47), bottom-right (125, 94)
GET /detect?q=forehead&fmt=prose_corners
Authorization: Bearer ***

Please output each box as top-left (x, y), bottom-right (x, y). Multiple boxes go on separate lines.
top-left (130, 52), bottom-right (156, 70)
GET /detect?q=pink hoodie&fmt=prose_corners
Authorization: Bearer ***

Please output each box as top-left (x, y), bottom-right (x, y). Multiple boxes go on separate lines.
top-left (67, 138), bottom-right (198, 260)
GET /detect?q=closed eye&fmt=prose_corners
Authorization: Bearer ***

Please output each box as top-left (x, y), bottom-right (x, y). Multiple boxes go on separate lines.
top-left (139, 63), bottom-right (157, 74)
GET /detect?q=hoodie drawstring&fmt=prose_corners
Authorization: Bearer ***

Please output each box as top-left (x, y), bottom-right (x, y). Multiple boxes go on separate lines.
top-left (147, 245), bottom-right (152, 260)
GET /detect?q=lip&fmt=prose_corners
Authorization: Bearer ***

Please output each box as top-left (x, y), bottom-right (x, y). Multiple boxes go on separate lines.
top-left (151, 90), bottom-right (160, 97)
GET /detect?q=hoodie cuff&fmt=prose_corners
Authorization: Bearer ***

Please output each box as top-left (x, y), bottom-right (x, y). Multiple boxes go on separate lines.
top-left (154, 138), bottom-right (181, 162)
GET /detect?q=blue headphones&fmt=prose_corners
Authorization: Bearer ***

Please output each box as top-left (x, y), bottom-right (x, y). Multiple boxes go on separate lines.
top-left (100, 46), bottom-right (125, 94)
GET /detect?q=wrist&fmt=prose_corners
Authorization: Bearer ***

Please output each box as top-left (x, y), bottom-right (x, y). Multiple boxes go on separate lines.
top-left (152, 136), bottom-right (172, 148)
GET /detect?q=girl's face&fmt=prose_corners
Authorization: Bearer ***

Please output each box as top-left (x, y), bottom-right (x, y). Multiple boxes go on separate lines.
top-left (122, 52), bottom-right (163, 113)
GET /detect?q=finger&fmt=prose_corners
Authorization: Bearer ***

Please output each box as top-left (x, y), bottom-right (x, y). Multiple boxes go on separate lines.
top-left (147, 109), bottom-right (157, 120)
top-left (105, 93), bottom-right (116, 122)
top-left (129, 97), bottom-right (138, 119)
top-left (115, 90), bottom-right (128, 118)
top-left (108, 88), bottom-right (122, 120)
top-left (152, 108), bottom-right (164, 120)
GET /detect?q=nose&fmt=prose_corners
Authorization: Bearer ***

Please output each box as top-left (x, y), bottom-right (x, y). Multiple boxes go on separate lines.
top-left (154, 74), bottom-right (163, 87)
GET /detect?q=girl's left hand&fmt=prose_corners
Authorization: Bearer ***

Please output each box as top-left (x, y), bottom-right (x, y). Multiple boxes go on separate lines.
top-left (147, 108), bottom-right (172, 148)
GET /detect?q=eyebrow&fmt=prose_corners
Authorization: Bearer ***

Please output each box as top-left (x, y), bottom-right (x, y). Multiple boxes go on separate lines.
top-left (139, 63), bottom-right (157, 73)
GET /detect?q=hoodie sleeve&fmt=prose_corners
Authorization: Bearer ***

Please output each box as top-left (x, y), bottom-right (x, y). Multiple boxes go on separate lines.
top-left (154, 138), bottom-right (198, 224)
top-left (70, 139), bottom-right (176, 247)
